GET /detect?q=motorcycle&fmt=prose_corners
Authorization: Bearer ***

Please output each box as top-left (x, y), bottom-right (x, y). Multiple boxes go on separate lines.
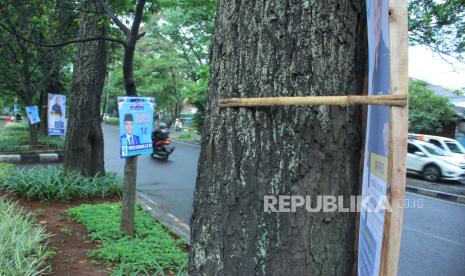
top-left (151, 129), bottom-right (175, 161)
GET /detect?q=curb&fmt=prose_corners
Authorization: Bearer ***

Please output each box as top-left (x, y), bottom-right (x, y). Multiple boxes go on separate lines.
top-left (406, 185), bottom-right (465, 204)
top-left (0, 152), bottom-right (63, 164)
top-left (136, 192), bottom-right (190, 244)
top-left (171, 137), bottom-right (201, 146)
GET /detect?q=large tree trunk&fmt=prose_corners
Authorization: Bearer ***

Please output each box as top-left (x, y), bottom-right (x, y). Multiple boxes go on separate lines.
top-left (64, 1), bottom-right (107, 176)
top-left (189, 1), bottom-right (366, 275)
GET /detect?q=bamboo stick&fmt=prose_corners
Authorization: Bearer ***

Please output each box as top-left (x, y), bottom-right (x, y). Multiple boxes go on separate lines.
top-left (218, 95), bottom-right (407, 107)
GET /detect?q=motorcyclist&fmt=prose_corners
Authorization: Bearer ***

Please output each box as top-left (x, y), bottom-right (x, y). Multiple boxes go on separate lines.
top-left (152, 122), bottom-right (170, 144)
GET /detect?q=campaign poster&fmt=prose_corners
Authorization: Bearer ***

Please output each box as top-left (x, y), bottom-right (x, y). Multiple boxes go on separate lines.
top-left (358, 0), bottom-right (391, 276)
top-left (118, 97), bottom-right (155, 158)
top-left (48, 93), bottom-right (66, 136)
top-left (26, 105), bottom-right (41, 125)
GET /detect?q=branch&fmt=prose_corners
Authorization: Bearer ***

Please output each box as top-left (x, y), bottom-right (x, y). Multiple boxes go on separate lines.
top-left (0, 21), bottom-right (125, 47)
top-left (96, 0), bottom-right (130, 35)
top-left (131, 0), bottom-right (147, 37)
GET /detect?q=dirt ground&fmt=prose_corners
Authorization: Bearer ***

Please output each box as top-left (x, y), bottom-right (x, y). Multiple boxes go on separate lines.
top-left (2, 192), bottom-right (119, 276)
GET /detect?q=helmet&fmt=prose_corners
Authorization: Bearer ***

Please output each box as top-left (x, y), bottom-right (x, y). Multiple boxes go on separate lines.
top-left (159, 122), bottom-right (167, 129)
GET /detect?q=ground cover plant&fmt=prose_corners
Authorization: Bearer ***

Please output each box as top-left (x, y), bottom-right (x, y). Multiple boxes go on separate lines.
top-left (68, 203), bottom-right (188, 275)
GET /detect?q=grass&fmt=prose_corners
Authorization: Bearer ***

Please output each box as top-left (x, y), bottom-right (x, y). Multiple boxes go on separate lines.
top-left (0, 198), bottom-right (53, 276)
top-left (106, 117), bottom-right (119, 125)
top-left (0, 166), bottom-right (122, 202)
top-left (68, 203), bottom-right (188, 275)
top-left (0, 122), bottom-right (64, 152)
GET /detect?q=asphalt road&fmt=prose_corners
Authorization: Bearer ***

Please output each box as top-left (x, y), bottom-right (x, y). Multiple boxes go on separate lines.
top-left (102, 124), bottom-right (465, 275)
top-left (398, 193), bottom-right (465, 276)
top-left (103, 123), bottom-right (198, 225)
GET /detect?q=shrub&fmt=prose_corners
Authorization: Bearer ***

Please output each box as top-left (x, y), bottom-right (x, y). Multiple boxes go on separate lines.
top-left (0, 198), bottom-right (52, 276)
top-left (4, 122), bottom-right (29, 131)
top-left (177, 133), bottom-right (195, 140)
top-left (0, 122), bottom-right (64, 152)
top-left (0, 163), bottom-right (14, 182)
top-left (68, 203), bottom-right (187, 275)
top-left (106, 117), bottom-right (119, 125)
top-left (1, 167), bottom-right (122, 201)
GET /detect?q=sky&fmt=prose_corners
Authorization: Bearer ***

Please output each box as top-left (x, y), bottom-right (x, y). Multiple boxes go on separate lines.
top-left (409, 45), bottom-right (465, 90)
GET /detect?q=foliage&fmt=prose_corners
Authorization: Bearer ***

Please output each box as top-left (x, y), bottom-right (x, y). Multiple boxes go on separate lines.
top-left (0, 198), bottom-right (52, 276)
top-left (409, 0), bottom-right (465, 61)
top-left (103, 0), bottom-right (215, 129)
top-left (68, 203), bottom-right (187, 275)
top-left (409, 79), bottom-right (459, 133)
top-left (176, 133), bottom-right (196, 141)
top-left (106, 117), bottom-right (120, 125)
top-left (0, 163), bottom-right (14, 182)
top-left (1, 167), bottom-right (122, 201)
top-left (0, 122), bottom-right (63, 152)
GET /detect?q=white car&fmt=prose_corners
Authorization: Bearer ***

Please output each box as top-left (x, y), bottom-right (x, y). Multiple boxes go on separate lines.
top-left (408, 133), bottom-right (465, 159)
top-left (407, 139), bottom-right (465, 182)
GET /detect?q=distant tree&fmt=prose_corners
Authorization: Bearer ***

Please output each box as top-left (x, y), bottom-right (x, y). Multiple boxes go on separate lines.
top-left (409, 79), bottom-right (459, 133)
top-left (409, 0), bottom-right (465, 61)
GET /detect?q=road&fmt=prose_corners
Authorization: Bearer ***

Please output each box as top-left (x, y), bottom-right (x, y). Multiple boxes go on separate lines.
top-left (398, 193), bottom-right (465, 276)
top-left (103, 124), bottom-right (465, 275)
top-left (103, 124), bottom-right (198, 225)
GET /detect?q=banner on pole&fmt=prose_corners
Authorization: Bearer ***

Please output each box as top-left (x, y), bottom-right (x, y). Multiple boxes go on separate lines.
top-left (26, 105), bottom-right (41, 125)
top-left (47, 93), bottom-right (66, 136)
top-left (358, 0), bottom-right (391, 275)
top-left (118, 97), bottom-right (155, 158)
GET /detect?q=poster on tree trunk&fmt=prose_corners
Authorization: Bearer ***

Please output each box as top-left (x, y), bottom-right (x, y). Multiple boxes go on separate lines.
top-left (47, 93), bottom-right (66, 136)
top-left (118, 97), bottom-right (155, 158)
top-left (358, 0), bottom-right (391, 275)
top-left (26, 105), bottom-right (40, 125)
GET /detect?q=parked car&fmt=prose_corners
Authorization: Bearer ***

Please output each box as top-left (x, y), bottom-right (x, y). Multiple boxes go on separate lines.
top-left (407, 139), bottom-right (465, 182)
top-left (408, 133), bottom-right (465, 159)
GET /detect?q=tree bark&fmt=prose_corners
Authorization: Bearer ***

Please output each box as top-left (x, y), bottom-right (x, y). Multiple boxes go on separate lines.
top-left (189, 1), bottom-right (366, 275)
top-left (64, 1), bottom-right (107, 176)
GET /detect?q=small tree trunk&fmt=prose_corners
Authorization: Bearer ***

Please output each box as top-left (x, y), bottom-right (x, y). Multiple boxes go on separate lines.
top-left (121, 157), bottom-right (137, 235)
top-left (64, 1), bottom-right (107, 176)
top-left (39, 91), bottom-right (48, 135)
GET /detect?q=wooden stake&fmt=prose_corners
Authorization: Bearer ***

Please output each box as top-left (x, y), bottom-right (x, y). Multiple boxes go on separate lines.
top-left (379, 0), bottom-right (409, 275)
top-left (218, 95), bottom-right (407, 107)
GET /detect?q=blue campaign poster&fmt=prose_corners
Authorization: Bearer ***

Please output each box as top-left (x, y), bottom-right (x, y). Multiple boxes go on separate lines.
top-left (118, 97), bottom-right (155, 158)
top-left (47, 93), bottom-right (66, 136)
top-left (26, 105), bottom-right (41, 125)
top-left (358, 0), bottom-right (391, 275)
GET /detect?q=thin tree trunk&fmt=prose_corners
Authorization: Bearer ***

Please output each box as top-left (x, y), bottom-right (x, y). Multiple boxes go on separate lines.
top-left (97, 0), bottom-right (147, 237)
top-left (120, 41), bottom-right (138, 236)
top-left (19, 46), bottom-right (38, 148)
top-left (64, 1), bottom-right (107, 176)
top-left (189, 1), bottom-right (367, 275)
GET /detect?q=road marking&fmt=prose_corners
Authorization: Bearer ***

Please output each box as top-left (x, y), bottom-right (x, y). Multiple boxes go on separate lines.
top-left (403, 225), bottom-right (465, 248)
top-left (138, 193), bottom-right (159, 206)
top-left (407, 192), bottom-right (465, 207)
